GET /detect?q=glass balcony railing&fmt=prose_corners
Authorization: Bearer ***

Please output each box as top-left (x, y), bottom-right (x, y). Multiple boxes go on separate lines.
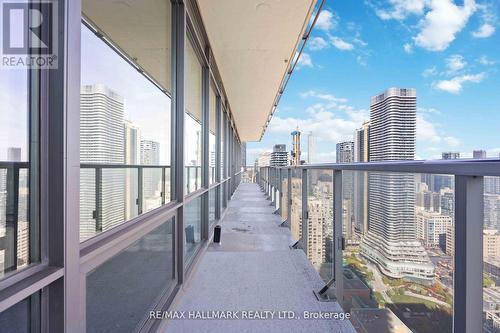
top-left (257, 159), bottom-right (500, 333)
top-left (0, 161), bottom-right (31, 278)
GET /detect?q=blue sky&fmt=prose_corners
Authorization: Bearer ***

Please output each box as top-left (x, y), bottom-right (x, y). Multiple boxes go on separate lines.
top-left (247, 0), bottom-right (500, 164)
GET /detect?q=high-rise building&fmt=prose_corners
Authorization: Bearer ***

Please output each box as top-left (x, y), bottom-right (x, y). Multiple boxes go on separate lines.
top-left (337, 141), bottom-right (354, 239)
top-left (255, 152), bottom-right (272, 167)
top-left (354, 121), bottom-right (370, 163)
top-left (307, 132), bottom-right (316, 164)
top-left (270, 144), bottom-right (288, 167)
top-left (473, 150), bottom-right (487, 159)
top-left (80, 84), bottom-right (125, 241)
top-left (442, 152), bottom-right (460, 160)
top-left (484, 230), bottom-right (500, 260)
top-left (440, 188), bottom-right (455, 218)
top-left (290, 128), bottom-right (301, 166)
top-left (485, 177), bottom-right (500, 195)
top-left (361, 88), bottom-right (434, 282)
top-left (416, 209), bottom-right (452, 248)
top-left (124, 120), bottom-right (141, 220)
top-left (354, 122), bottom-right (370, 235)
top-left (141, 140), bottom-right (161, 209)
top-left (140, 140), bottom-right (160, 165)
top-left (484, 194), bottom-right (500, 231)
top-left (336, 141), bottom-right (354, 164)
top-left (446, 225), bottom-right (454, 256)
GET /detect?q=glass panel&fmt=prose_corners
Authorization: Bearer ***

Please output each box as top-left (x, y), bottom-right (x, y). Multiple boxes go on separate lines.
top-left (0, 292), bottom-right (40, 333)
top-left (209, 188), bottom-right (216, 227)
top-left (290, 169), bottom-right (302, 241)
top-left (80, 7), bottom-right (172, 242)
top-left (346, 172), bottom-right (454, 333)
top-left (87, 219), bottom-right (174, 333)
top-left (306, 169), bottom-right (333, 282)
top-left (185, 37), bottom-right (202, 195)
top-left (483, 176), bottom-right (500, 332)
top-left (209, 83), bottom-right (217, 185)
top-left (184, 196), bottom-right (202, 263)
top-left (142, 168), bottom-right (162, 213)
top-left (0, 59), bottom-right (37, 278)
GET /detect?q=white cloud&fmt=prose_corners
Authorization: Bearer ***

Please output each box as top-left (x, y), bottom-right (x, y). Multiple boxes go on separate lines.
top-left (308, 36), bottom-right (329, 51)
top-left (444, 136), bottom-right (461, 147)
top-left (422, 66), bottom-right (437, 77)
top-left (472, 3), bottom-right (497, 38)
top-left (445, 54), bottom-right (467, 73)
top-left (356, 55), bottom-right (367, 66)
top-left (472, 23), bottom-right (495, 38)
top-left (373, 0), bottom-right (426, 20)
top-left (477, 55), bottom-right (495, 65)
top-left (413, 0), bottom-right (476, 52)
top-left (403, 43), bottom-right (413, 53)
top-left (417, 114), bottom-right (461, 152)
top-left (296, 52), bottom-right (313, 68)
top-left (267, 109), bottom-right (360, 144)
top-left (315, 10), bottom-right (336, 31)
top-left (330, 36), bottom-right (354, 51)
top-left (300, 90), bottom-right (348, 103)
top-left (433, 72), bottom-right (486, 94)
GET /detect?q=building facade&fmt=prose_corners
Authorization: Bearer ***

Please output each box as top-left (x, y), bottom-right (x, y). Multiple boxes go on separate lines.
top-left (336, 141), bottom-right (354, 164)
top-left (80, 84), bottom-right (125, 241)
top-left (361, 88), bottom-right (434, 282)
top-left (270, 144), bottom-right (288, 167)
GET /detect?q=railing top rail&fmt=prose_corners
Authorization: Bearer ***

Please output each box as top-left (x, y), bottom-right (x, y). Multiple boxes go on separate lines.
top-left (0, 161), bottom-right (30, 168)
top-left (79, 163), bottom-right (174, 169)
top-left (262, 158), bottom-right (500, 177)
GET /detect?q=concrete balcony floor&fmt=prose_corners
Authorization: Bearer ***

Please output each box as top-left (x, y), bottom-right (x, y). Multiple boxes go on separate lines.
top-left (164, 183), bottom-right (355, 333)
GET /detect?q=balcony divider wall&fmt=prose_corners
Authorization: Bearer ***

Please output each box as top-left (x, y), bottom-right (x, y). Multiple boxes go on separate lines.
top-left (0, 1), bottom-right (243, 332)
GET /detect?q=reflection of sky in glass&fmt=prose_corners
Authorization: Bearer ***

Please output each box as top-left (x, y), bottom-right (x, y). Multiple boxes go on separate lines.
top-left (0, 70), bottom-right (28, 161)
top-left (81, 25), bottom-right (172, 164)
top-left (1, 24), bottom-right (208, 164)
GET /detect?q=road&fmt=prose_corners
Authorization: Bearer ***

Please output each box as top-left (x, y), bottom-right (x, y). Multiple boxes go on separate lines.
top-left (362, 258), bottom-right (392, 304)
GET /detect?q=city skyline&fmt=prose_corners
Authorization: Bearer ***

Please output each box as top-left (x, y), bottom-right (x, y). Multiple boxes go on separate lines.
top-left (246, 0), bottom-right (500, 165)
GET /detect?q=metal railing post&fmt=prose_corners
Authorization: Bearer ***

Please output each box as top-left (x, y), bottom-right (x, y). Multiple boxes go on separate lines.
top-left (137, 167), bottom-right (143, 215)
top-left (287, 168), bottom-right (292, 224)
top-left (333, 170), bottom-right (343, 306)
top-left (161, 167), bottom-right (166, 205)
top-left (94, 167), bottom-right (102, 232)
top-left (4, 164), bottom-right (20, 272)
top-left (454, 175), bottom-right (483, 333)
top-left (301, 168), bottom-right (308, 251)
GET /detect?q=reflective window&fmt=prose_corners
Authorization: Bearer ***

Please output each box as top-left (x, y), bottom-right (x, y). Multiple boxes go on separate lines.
top-left (86, 219), bottom-right (174, 333)
top-left (0, 60), bottom-right (38, 278)
top-left (209, 83), bottom-right (217, 185)
top-left (80, 0), bottom-right (172, 242)
top-left (220, 110), bottom-right (226, 180)
top-left (184, 196), bottom-right (202, 263)
top-left (0, 293), bottom-right (40, 333)
top-left (185, 37), bottom-right (202, 195)
top-left (209, 188), bottom-right (216, 227)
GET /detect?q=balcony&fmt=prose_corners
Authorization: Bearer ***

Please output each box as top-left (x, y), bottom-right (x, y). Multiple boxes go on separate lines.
top-left (164, 182), bottom-right (354, 332)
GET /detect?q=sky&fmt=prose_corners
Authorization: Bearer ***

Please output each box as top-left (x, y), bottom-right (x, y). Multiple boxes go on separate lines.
top-left (246, 0), bottom-right (500, 164)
